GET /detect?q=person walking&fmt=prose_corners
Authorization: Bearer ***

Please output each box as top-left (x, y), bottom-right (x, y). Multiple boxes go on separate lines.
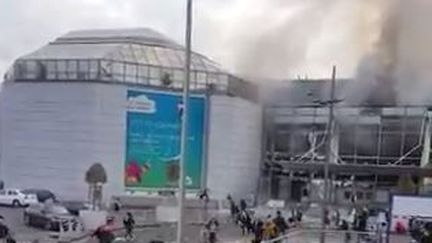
top-left (199, 188), bottom-right (210, 221)
top-left (123, 212), bottom-right (135, 241)
top-left (238, 210), bottom-right (254, 235)
top-left (112, 197), bottom-right (122, 212)
top-left (199, 188), bottom-right (210, 202)
top-left (340, 220), bottom-right (351, 243)
top-left (227, 195), bottom-right (238, 223)
top-left (92, 216), bottom-right (116, 243)
top-left (263, 215), bottom-right (278, 240)
top-left (273, 211), bottom-right (288, 235)
top-left (206, 217), bottom-right (219, 243)
top-left (240, 199), bottom-right (247, 212)
top-left (253, 220), bottom-right (264, 243)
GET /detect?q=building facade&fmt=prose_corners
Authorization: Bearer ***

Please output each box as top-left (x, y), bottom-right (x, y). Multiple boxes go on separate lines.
top-left (0, 28), bottom-right (261, 200)
top-left (260, 80), bottom-right (432, 205)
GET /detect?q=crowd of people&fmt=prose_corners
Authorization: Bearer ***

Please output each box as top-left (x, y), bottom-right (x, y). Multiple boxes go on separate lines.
top-left (227, 195), bottom-right (303, 242)
top-left (335, 207), bottom-right (388, 243)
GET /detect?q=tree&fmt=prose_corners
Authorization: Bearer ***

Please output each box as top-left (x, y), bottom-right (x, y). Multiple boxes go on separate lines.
top-left (85, 163), bottom-right (107, 210)
top-left (397, 174), bottom-right (416, 194)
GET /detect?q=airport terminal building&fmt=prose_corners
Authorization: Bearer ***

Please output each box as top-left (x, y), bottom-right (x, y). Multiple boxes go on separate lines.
top-left (0, 28), bottom-right (261, 200)
top-left (2, 28), bottom-right (432, 204)
top-left (260, 80), bottom-right (432, 205)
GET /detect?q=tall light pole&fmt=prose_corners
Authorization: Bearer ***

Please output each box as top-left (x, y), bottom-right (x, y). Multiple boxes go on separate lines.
top-left (177, 0), bottom-right (193, 242)
top-left (320, 66), bottom-right (337, 243)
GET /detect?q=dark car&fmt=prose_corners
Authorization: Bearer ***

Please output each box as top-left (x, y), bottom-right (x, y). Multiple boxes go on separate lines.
top-left (21, 189), bottom-right (56, 203)
top-left (61, 201), bottom-right (91, 216)
top-left (23, 203), bottom-right (75, 231)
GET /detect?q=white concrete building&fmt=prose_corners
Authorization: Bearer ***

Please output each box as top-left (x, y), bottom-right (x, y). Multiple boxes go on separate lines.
top-left (0, 28), bottom-right (261, 201)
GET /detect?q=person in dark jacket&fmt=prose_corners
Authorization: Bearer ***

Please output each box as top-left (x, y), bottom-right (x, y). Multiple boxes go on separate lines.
top-left (273, 211), bottom-right (288, 234)
top-left (296, 209), bottom-right (303, 223)
top-left (123, 212), bottom-right (135, 240)
top-left (358, 209), bottom-right (368, 232)
top-left (340, 220), bottom-right (351, 243)
top-left (227, 195), bottom-right (239, 223)
top-left (199, 188), bottom-right (210, 202)
top-left (240, 199), bottom-right (247, 211)
top-left (238, 210), bottom-right (254, 235)
top-left (253, 220), bottom-right (264, 243)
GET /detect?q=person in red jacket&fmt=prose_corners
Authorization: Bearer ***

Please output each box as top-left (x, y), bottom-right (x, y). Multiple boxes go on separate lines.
top-left (395, 220), bottom-right (406, 234)
top-left (92, 216), bottom-right (116, 243)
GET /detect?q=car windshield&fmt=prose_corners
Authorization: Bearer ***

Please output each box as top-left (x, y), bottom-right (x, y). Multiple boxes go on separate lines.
top-left (49, 206), bottom-right (69, 214)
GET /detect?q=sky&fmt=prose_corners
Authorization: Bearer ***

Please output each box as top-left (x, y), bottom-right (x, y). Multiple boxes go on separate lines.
top-left (0, 0), bottom-right (375, 80)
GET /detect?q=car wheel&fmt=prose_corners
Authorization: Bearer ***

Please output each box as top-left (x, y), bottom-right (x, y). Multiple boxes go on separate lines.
top-left (23, 214), bottom-right (30, 226)
top-left (12, 200), bottom-right (21, 207)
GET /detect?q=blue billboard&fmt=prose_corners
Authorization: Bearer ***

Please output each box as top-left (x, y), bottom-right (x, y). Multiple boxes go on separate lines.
top-left (125, 89), bottom-right (205, 189)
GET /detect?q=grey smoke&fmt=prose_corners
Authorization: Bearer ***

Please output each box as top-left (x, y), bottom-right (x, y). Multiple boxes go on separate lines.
top-left (231, 0), bottom-right (335, 80)
top-left (216, 0), bottom-right (395, 81)
top-left (214, 0), bottom-right (349, 80)
top-left (218, 0), bottom-right (432, 107)
top-left (352, 0), bottom-right (432, 105)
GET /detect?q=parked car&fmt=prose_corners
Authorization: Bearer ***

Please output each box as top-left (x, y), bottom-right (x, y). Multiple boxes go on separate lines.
top-left (21, 189), bottom-right (56, 203)
top-left (23, 203), bottom-right (76, 231)
top-left (0, 189), bottom-right (38, 207)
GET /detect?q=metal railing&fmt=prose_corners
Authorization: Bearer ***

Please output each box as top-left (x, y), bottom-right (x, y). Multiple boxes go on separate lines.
top-left (261, 229), bottom-right (387, 243)
top-left (6, 58), bottom-right (258, 101)
top-left (11, 58), bottom-right (229, 90)
top-left (57, 223), bottom-right (164, 243)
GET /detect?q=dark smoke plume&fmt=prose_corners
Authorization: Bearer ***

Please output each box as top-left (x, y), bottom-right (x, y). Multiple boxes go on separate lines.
top-left (351, 0), bottom-right (432, 105)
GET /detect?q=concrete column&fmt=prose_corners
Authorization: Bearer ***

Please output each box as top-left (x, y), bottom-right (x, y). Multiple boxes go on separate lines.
top-left (329, 127), bottom-right (339, 204)
top-left (330, 125), bottom-right (339, 164)
top-left (330, 174), bottom-right (337, 204)
top-left (421, 114), bottom-right (431, 167)
top-left (421, 113), bottom-right (432, 191)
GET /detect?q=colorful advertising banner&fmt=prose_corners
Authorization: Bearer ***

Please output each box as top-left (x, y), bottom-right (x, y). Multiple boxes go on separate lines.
top-left (125, 90), bottom-right (205, 189)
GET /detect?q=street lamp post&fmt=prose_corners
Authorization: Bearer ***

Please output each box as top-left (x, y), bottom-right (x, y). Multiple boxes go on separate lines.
top-left (177, 0), bottom-right (193, 242)
top-left (320, 66), bottom-right (337, 243)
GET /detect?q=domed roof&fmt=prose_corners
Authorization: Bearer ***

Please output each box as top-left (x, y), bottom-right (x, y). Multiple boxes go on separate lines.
top-left (7, 28), bottom-right (257, 100)
top-left (21, 28), bottom-right (222, 72)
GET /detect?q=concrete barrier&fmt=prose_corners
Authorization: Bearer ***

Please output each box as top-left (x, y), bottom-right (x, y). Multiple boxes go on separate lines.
top-left (156, 205), bottom-right (179, 223)
top-left (79, 210), bottom-right (107, 231)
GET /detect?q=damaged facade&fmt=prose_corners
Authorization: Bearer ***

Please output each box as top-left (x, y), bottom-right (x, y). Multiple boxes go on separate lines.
top-left (260, 79), bottom-right (432, 205)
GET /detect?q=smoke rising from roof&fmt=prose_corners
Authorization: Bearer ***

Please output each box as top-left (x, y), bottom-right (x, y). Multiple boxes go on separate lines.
top-left (221, 0), bottom-right (432, 105)
top-left (219, 0), bottom-right (385, 80)
top-left (343, 0), bottom-right (432, 105)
